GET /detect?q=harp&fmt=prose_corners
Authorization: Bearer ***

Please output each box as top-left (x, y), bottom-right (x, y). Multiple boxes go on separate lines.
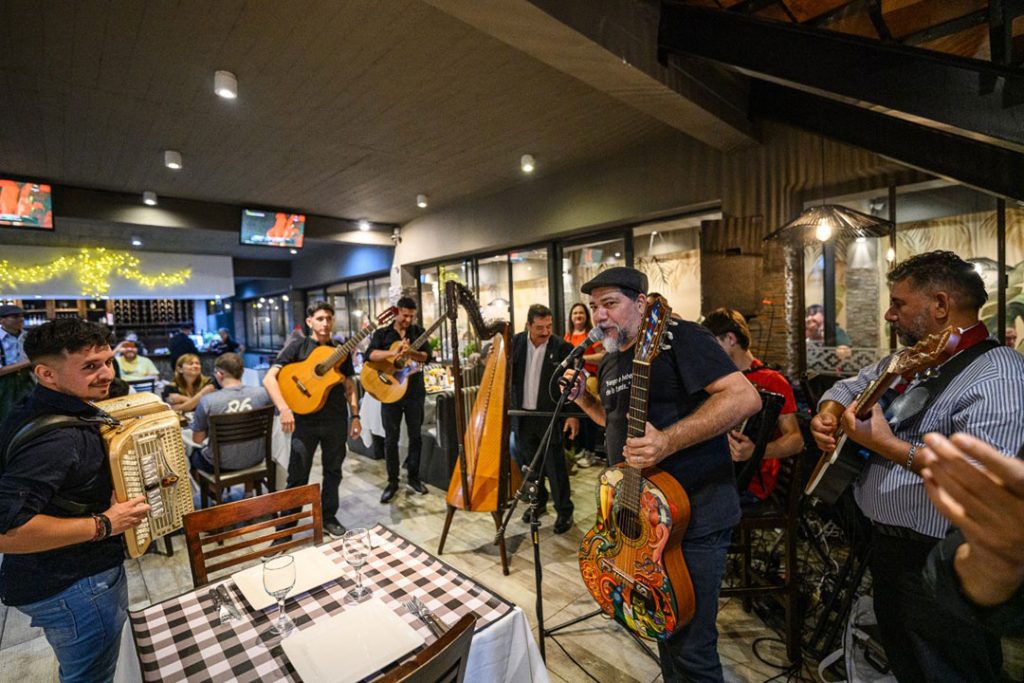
top-left (94, 392), bottom-right (194, 558)
top-left (437, 281), bottom-right (520, 574)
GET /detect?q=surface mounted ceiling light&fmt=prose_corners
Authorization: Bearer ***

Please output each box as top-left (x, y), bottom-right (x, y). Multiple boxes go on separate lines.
top-left (290, 249), bottom-right (298, 255)
top-left (142, 191), bottom-right (158, 206)
top-left (358, 219), bottom-right (371, 231)
top-left (520, 154), bottom-right (535, 174)
top-left (164, 150), bottom-right (183, 170)
top-left (130, 237), bottom-right (143, 247)
top-left (214, 70), bottom-right (238, 99)
top-left (416, 194), bottom-right (428, 209)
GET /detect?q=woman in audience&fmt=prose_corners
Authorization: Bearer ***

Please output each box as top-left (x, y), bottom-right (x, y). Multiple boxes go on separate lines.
top-left (564, 302), bottom-right (604, 467)
top-left (162, 353), bottom-right (215, 413)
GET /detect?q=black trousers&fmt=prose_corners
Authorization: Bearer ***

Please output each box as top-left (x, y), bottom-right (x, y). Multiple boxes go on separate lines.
top-left (382, 391), bottom-right (424, 483)
top-left (516, 416), bottom-right (573, 517)
top-left (870, 527), bottom-right (1003, 683)
top-left (287, 418), bottom-right (347, 520)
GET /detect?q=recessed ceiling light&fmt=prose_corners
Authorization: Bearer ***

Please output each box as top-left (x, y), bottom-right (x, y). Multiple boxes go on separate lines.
top-left (164, 150), bottom-right (182, 170)
top-left (520, 153), bottom-right (535, 174)
top-left (416, 194), bottom-right (428, 209)
top-left (358, 219), bottom-right (371, 231)
top-left (282, 295), bottom-right (289, 302)
top-left (214, 70), bottom-right (238, 99)
top-left (131, 237), bottom-right (143, 247)
top-left (142, 191), bottom-right (158, 206)
top-left (290, 248), bottom-right (298, 255)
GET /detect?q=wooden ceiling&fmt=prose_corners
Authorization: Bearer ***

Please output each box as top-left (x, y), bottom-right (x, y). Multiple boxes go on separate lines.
top-left (677, 0), bottom-right (1024, 62)
top-left (0, 0), bottom-right (696, 227)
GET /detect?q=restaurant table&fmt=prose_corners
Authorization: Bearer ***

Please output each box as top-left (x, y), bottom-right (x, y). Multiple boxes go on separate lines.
top-left (118, 524), bottom-right (548, 682)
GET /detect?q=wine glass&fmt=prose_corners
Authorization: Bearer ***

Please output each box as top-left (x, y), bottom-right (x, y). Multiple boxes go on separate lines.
top-left (342, 528), bottom-right (372, 603)
top-left (263, 555), bottom-right (296, 636)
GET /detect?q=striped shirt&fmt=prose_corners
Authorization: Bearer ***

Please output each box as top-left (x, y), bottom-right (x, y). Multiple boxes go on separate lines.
top-left (821, 340), bottom-right (1024, 538)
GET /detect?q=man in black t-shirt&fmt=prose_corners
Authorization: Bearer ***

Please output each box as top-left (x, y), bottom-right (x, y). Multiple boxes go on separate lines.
top-left (0, 319), bottom-right (150, 681)
top-left (367, 296), bottom-right (432, 503)
top-left (568, 267), bottom-right (761, 682)
top-left (263, 302), bottom-right (361, 538)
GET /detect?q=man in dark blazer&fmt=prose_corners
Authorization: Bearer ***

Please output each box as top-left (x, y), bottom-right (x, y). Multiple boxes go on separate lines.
top-left (512, 304), bottom-right (578, 534)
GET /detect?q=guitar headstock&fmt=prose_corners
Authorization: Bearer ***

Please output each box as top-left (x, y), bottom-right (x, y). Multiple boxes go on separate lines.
top-left (377, 306), bottom-right (399, 327)
top-left (890, 327), bottom-right (960, 376)
top-left (635, 294), bottom-right (672, 364)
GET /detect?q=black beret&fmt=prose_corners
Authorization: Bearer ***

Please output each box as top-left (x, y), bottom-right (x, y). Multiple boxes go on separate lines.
top-left (581, 267), bottom-right (648, 296)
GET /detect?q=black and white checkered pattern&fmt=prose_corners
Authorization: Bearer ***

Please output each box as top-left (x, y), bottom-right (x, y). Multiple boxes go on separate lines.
top-left (130, 525), bottom-right (514, 682)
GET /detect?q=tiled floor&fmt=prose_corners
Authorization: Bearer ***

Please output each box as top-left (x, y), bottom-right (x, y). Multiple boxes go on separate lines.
top-left (0, 447), bottom-right (808, 682)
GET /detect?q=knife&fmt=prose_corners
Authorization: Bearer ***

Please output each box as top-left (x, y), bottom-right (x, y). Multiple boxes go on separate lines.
top-left (216, 585), bottom-right (242, 620)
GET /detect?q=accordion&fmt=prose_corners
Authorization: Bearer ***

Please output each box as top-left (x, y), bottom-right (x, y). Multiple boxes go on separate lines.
top-left (94, 392), bottom-right (194, 558)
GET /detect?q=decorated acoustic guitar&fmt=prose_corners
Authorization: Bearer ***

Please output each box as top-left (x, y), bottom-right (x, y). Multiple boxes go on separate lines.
top-left (577, 294), bottom-right (695, 641)
top-left (360, 316), bottom-right (445, 404)
top-left (805, 328), bottom-right (959, 504)
top-left (278, 307), bottom-right (397, 414)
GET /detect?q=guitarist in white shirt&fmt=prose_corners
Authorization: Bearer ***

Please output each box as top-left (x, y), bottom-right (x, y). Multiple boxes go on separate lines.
top-left (810, 251), bottom-right (1024, 683)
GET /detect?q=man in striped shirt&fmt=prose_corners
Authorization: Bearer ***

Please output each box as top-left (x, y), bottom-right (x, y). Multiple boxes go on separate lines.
top-left (811, 250), bottom-right (1024, 683)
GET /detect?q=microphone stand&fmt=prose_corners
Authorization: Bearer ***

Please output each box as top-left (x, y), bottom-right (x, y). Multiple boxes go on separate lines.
top-left (495, 360), bottom-right (584, 662)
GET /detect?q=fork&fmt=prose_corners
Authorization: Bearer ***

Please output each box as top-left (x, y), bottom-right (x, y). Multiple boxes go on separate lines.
top-left (404, 598), bottom-right (443, 637)
top-left (409, 596), bottom-right (448, 636)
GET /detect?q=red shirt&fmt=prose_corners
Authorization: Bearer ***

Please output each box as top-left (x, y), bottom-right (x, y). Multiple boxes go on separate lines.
top-left (743, 358), bottom-right (798, 501)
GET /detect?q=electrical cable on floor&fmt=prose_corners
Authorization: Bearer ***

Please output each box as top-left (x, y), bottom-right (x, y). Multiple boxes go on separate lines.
top-left (547, 635), bottom-right (601, 683)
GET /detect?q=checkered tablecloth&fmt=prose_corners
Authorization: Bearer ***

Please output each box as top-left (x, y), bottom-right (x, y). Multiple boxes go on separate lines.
top-left (129, 524), bottom-right (516, 682)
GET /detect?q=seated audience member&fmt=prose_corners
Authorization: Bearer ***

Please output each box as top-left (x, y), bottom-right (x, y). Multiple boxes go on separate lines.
top-left (1005, 326), bottom-right (1018, 350)
top-left (920, 432), bottom-right (1024, 635)
top-left (162, 353), bottom-right (214, 413)
top-left (209, 327), bottom-right (244, 355)
top-left (114, 341), bottom-right (159, 380)
top-left (703, 308), bottom-right (804, 502)
top-left (188, 352), bottom-right (272, 474)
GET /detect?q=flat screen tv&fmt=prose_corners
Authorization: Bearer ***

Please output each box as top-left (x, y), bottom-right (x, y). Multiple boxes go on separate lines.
top-left (240, 209), bottom-right (305, 249)
top-left (0, 179), bottom-right (53, 230)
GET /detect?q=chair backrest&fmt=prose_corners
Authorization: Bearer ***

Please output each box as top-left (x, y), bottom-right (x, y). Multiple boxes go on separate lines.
top-left (207, 404), bottom-right (275, 476)
top-left (127, 378), bottom-right (157, 393)
top-left (382, 613), bottom-right (477, 683)
top-left (183, 483), bottom-right (323, 587)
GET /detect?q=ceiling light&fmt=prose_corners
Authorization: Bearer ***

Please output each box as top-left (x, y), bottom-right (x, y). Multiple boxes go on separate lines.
top-left (855, 236), bottom-right (866, 243)
top-left (290, 248), bottom-right (298, 255)
top-left (282, 295), bottom-right (289, 302)
top-left (358, 219), bottom-right (371, 231)
top-left (886, 247), bottom-right (896, 262)
top-left (520, 154), bottom-right (535, 174)
top-left (815, 219), bottom-right (833, 242)
top-left (259, 297), bottom-right (266, 303)
top-left (164, 150), bottom-right (183, 170)
top-left (131, 236), bottom-right (143, 247)
top-left (142, 191), bottom-right (158, 206)
top-left (214, 70), bottom-right (238, 99)
top-left (416, 194), bottom-right (428, 209)
top-left (225, 303), bottom-right (231, 310)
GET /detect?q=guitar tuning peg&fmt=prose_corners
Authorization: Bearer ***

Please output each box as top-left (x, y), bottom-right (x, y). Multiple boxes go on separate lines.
top-left (660, 343), bottom-right (671, 351)
top-left (664, 331), bottom-right (673, 340)
top-left (668, 320), bottom-right (679, 326)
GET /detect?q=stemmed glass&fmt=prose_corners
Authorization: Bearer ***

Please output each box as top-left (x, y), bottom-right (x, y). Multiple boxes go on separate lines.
top-left (263, 555), bottom-right (296, 636)
top-left (342, 528), bottom-right (372, 603)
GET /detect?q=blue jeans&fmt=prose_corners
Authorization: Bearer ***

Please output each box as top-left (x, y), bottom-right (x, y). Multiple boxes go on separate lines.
top-left (16, 565), bottom-right (128, 683)
top-left (657, 527), bottom-right (732, 682)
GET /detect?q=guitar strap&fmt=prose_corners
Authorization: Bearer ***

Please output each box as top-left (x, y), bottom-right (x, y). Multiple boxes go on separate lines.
top-left (886, 338), bottom-right (1001, 432)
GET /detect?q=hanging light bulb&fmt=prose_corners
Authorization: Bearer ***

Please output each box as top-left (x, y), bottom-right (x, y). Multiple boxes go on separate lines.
top-left (886, 247), bottom-right (896, 262)
top-left (815, 218), bottom-right (833, 242)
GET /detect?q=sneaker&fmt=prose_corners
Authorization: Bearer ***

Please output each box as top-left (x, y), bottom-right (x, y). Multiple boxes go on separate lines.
top-left (380, 482), bottom-right (399, 504)
top-left (406, 478), bottom-right (428, 495)
top-left (577, 451), bottom-right (595, 468)
top-left (324, 518), bottom-right (347, 538)
top-left (553, 513), bottom-right (574, 535)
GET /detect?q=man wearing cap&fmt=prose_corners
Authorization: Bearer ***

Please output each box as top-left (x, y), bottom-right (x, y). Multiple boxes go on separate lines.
top-left (568, 267), bottom-right (761, 681)
top-left (113, 341), bottom-right (159, 381)
top-left (0, 304), bottom-right (34, 423)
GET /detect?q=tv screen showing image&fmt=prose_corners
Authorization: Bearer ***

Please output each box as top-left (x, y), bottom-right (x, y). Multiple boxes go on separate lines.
top-left (0, 179), bottom-right (53, 230)
top-left (240, 209), bottom-right (305, 249)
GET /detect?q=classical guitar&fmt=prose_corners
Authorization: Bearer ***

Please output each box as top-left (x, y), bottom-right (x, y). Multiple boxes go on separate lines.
top-left (805, 328), bottom-right (959, 504)
top-left (577, 294), bottom-right (695, 641)
top-left (278, 307), bottom-right (397, 415)
top-left (360, 316), bottom-right (445, 404)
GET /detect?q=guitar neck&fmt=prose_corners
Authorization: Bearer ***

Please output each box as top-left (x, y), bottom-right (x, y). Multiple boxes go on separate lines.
top-left (407, 317), bottom-right (446, 352)
top-left (620, 359), bottom-right (652, 514)
top-left (319, 322), bottom-right (378, 371)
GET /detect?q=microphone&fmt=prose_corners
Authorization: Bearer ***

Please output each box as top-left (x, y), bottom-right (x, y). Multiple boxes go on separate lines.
top-left (558, 326), bottom-right (605, 371)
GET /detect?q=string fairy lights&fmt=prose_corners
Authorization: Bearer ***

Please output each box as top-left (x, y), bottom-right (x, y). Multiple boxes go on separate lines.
top-left (0, 248), bottom-right (192, 298)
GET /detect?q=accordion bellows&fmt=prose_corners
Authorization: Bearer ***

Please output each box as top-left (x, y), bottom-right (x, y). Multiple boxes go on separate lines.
top-left (93, 392), bottom-right (194, 558)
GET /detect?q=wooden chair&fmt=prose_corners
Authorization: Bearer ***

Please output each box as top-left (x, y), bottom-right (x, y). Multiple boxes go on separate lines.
top-left (381, 613), bottom-right (477, 683)
top-left (192, 405), bottom-right (276, 508)
top-left (721, 453), bottom-right (806, 664)
top-left (182, 484), bottom-right (323, 588)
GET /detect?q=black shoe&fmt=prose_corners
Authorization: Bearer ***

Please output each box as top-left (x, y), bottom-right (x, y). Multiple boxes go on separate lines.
top-left (324, 518), bottom-right (347, 538)
top-left (406, 478), bottom-right (428, 495)
top-left (553, 513), bottom-right (574, 535)
top-left (380, 482), bottom-right (399, 504)
top-left (521, 507), bottom-right (547, 524)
